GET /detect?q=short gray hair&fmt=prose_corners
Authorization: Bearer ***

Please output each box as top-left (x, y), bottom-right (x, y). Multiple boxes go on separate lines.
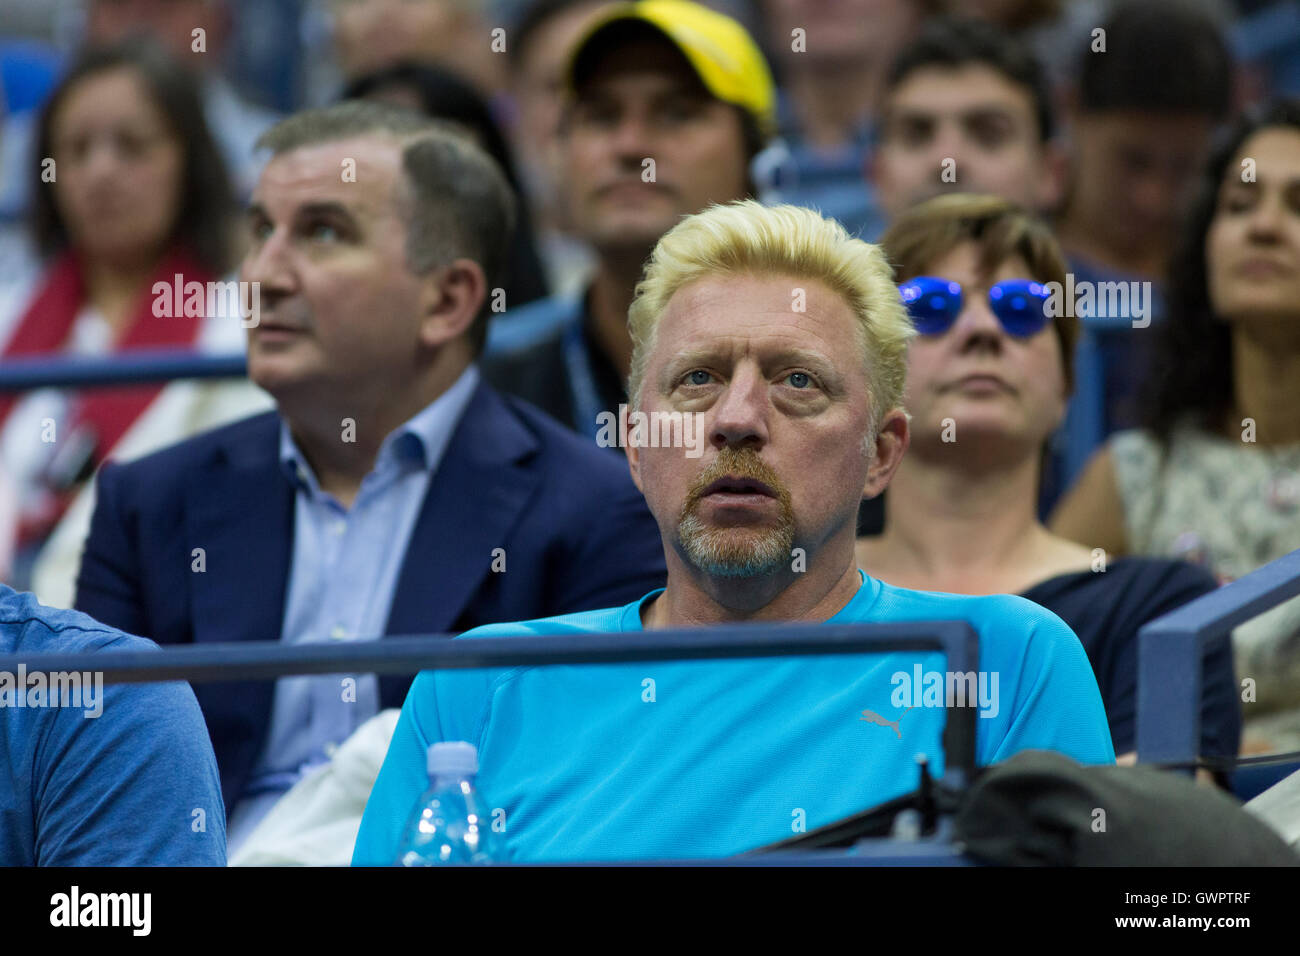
top-left (255, 100), bottom-right (516, 354)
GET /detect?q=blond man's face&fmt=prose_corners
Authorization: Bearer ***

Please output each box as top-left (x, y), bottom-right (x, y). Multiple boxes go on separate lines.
top-left (627, 273), bottom-right (894, 578)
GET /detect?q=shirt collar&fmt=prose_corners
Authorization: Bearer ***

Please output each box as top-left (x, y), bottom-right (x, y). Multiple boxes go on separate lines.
top-left (279, 364), bottom-right (481, 493)
top-left (621, 570), bottom-right (877, 631)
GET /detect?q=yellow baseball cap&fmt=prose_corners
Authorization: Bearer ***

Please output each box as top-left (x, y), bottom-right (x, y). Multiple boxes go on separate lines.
top-left (566, 0), bottom-right (777, 140)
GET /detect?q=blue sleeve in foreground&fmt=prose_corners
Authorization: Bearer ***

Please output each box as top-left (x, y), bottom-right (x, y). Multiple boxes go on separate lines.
top-left (35, 677), bottom-right (227, 866)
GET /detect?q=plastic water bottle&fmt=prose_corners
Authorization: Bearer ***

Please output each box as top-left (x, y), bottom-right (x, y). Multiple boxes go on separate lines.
top-left (396, 741), bottom-right (500, 866)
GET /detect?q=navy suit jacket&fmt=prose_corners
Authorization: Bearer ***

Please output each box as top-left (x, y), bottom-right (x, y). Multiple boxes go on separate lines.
top-left (75, 380), bottom-right (667, 812)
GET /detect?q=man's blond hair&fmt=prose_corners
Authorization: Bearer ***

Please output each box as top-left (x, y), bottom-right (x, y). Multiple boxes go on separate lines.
top-left (626, 200), bottom-right (913, 431)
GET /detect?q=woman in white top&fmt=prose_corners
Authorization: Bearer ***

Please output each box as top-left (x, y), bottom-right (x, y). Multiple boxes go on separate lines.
top-left (1052, 100), bottom-right (1300, 755)
top-left (1, 37), bottom-right (272, 596)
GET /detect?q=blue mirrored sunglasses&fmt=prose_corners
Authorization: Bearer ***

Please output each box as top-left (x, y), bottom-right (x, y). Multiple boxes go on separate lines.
top-left (898, 276), bottom-right (1052, 337)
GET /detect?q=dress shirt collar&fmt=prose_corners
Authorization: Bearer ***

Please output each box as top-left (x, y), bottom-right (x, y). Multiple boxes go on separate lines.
top-left (278, 364), bottom-right (481, 495)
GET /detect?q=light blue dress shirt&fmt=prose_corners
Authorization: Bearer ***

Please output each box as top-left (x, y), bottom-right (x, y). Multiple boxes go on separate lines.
top-left (227, 365), bottom-right (480, 852)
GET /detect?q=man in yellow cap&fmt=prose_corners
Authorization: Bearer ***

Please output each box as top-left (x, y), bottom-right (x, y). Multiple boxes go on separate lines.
top-left (481, 0), bottom-right (777, 439)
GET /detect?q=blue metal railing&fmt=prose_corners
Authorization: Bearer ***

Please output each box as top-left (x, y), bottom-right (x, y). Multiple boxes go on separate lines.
top-left (1137, 547), bottom-right (1300, 767)
top-left (0, 618), bottom-right (979, 784)
top-left (15, 548), bottom-right (1300, 854)
top-left (0, 350), bottom-right (247, 391)
top-left (0, 618), bottom-right (981, 865)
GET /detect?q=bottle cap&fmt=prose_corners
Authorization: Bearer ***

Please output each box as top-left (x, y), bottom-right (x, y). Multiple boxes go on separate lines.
top-left (427, 741), bottom-right (478, 778)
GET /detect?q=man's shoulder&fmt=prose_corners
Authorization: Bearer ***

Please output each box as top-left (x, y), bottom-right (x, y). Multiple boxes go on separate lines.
top-left (868, 578), bottom-right (1078, 647)
top-left (411, 602), bottom-right (645, 700)
top-left (103, 408), bottom-right (281, 480)
top-left (455, 600), bottom-right (644, 640)
top-left (0, 586), bottom-right (157, 655)
top-left (478, 327), bottom-right (571, 424)
top-left (480, 328), bottom-right (566, 381)
top-left (485, 385), bottom-right (629, 481)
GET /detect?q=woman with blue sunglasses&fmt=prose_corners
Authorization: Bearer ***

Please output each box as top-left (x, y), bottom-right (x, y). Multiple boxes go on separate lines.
top-left (856, 194), bottom-right (1240, 776)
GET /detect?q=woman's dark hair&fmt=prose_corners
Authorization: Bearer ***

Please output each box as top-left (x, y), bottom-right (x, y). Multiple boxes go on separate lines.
top-left (30, 36), bottom-right (235, 274)
top-left (343, 61), bottom-right (550, 307)
top-left (1141, 99), bottom-right (1300, 445)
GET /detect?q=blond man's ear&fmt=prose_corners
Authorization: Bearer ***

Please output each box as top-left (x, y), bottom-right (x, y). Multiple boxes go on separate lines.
top-left (622, 404), bottom-right (644, 494)
top-left (862, 409), bottom-right (910, 500)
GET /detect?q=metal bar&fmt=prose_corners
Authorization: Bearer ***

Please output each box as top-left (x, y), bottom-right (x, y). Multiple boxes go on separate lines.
top-left (0, 350), bottom-right (247, 390)
top-left (1136, 628), bottom-right (1201, 768)
top-left (0, 619), bottom-right (980, 780)
top-left (1139, 547), bottom-right (1300, 637)
top-left (0, 620), bottom-right (974, 683)
top-left (1137, 548), bottom-right (1300, 765)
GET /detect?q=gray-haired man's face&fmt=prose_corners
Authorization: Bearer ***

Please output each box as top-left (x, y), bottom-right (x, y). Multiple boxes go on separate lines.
top-left (240, 134), bottom-right (429, 407)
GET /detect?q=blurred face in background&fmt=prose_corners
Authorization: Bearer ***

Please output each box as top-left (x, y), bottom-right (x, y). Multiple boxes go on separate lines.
top-left (49, 66), bottom-right (184, 269)
top-left (872, 64), bottom-right (1061, 219)
top-left (937, 0), bottom-right (1055, 31)
top-left (240, 134), bottom-right (432, 406)
top-left (86, 0), bottom-right (223, 66)
top-left (1067, 110), bottom-right (1214, 263)
top-left (510, 0), bottom-right (611, 200)
top-left (561, 34), bottom-right (750, 256)
top-left (901, 243), bottom-right (1067, 462)
top-left (1205, 126), bottom-right (1300, 340)
top-left (351, 81), bottom-right (483, 148)
top-left (762, 0), bottom-right (920, 71)
top-left (330, 0), bottom-right (501, 92)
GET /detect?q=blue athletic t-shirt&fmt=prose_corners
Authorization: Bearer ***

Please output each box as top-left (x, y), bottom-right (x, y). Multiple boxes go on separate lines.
top-left (353, 572), bottom-right (1115, 864)
top-left (0, 585), bottom-right (226, 866)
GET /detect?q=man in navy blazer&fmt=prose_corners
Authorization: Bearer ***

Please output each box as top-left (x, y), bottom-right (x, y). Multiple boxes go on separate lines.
top-left (74, 102), bottom-right (665, 847)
